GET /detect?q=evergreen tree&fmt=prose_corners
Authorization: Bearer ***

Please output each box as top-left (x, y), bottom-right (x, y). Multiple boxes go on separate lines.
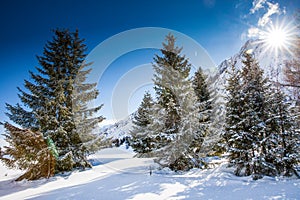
top-left (225, 52), bottom-right (270, 178)
top-left (265, 87), bottom-right (300, 177)
top-left (156, 76), bottom-right (204, 171)
top-left (240, 52), bottom-right (271, 179)
top-left (1, 123), bottom-right (56, 181)
top-left (193, 67), bottom-right (210, 105)
top-left (192, 67), bottom-right (221, 155)
top-left (5, 29), bottom-right (104, 172)
top-left (224, 52), bottom-right (299, 179)
top-left (223, 62), bottom-right (244, 167)
top-left (130, 92), bottom-right (156, 155)
top-left (151, 33), bottom-right (205, 171)
top-left (132, 92), bottom-right (154, 127)
top-left (153, 33), bottom-right (190, 135)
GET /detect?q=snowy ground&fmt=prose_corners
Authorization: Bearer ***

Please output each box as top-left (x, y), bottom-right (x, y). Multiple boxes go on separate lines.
top-left (0, 146), bottom-right (299, 200)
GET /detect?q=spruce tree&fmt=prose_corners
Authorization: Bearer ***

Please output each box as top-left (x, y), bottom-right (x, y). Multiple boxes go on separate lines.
top-left (224, 52), bottom-right (299, 179)
top-left (192, 67), bottom-right (211, 133)
top-left (153, 33), bottom-right (190, 135)
top-left (151, 34), bottom-right (205, 171)
top-left (192, 67), bottom-right (220, 155)
top-left (265, 87), bottom-right (300, 177)
top-left (130, 92), bottom-right (156, 155)
top-left (224, 62), bottom-right (244, 167)
top-left (5, 29), bottom-right (104, 172)
top-left (156, 76), bottom-right (203, 171)
top-left (225, 52), bottom-right (270, 178)
top-left (193, 67), bottom-right (210, 105)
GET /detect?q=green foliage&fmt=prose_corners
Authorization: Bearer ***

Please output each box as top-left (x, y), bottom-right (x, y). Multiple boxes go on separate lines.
top-left (5, 29), bottom-right (105, 173)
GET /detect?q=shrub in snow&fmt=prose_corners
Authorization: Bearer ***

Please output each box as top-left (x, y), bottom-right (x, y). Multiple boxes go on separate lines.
top-left (1, 123), bottom-right (56, 181)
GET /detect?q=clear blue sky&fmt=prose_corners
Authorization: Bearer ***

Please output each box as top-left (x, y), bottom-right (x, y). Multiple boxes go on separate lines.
top-left (0, 0), bottom-right (299, 127)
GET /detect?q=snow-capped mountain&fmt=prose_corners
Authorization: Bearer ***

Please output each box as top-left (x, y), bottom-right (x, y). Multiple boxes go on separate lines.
top-left (213, 39), bottom-right (291, 92)
top-left (99, 115), bottom-right (134, 140)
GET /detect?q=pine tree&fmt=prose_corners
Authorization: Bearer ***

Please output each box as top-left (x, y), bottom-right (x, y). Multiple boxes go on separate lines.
top-left (0, 123), bottom-right (56, 181)
top-left (192, 67), bottom-right (221, 155)
top-left (156, 77), bottom-right (204, 171)
top-left (224, 62), bottom-right (244, 167)
top-left (224, 52), bottom-right (299, 179)
top-left (265, 87), bottom-right (300, 177)
top-left (130, 92), bottom-right (156, 155)
top-left (5, 29), bottom-right (104, 173)
top-left (151, 33), bottom-right (205, 171)
top-left (224, 52), bottom-right (270, 178)
top-left (153, 33), bottom-right (190, 135)
top-left (193, 67), bottom-right (210, 105)
top-left (132, 92), bottom-right (154, 127)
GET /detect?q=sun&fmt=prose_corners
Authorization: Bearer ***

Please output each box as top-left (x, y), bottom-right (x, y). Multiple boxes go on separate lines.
top-left (258, 20), bottom-right (297, 56)
top-left (265, 27), bottom-right (287, 48)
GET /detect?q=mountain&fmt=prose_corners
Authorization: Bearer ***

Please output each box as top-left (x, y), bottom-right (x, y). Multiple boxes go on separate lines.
top-left (99, 115), bottom-right (134, 141)
top-left (213, 39), bottom-right (291, 92)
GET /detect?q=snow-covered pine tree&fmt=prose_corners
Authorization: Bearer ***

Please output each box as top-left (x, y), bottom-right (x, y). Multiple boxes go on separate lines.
top-left (153, 33), bottom-right (190, 135)
top-left (240, 52), bottom-right (271, 179)
top-left (152, 34), bottom-right (205, 171)
top-left (225, 51), bottom-right (300, 179)
top-left (265, 87), bottom-right (300, 177)
top-left (5, 29), bottom-right (104, 173)
top-left (225, 52), bottom-right (271, 178)
top-left (193, 67), bottom-right (210, 107)
top-left (223, 62), bottom-right (245, 168)
top-left (1, 123), bottom-right (56, 181)
top-left (192, 67), bottom-right (211, 131)
top-left (130, 92), bottom-right (156, 155)
top-left (192, 67), bottom-right (222, 156)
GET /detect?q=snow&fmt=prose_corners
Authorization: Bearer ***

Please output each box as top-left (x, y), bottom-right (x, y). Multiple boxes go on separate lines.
top-left (0, 146), bottom-right (299, 200)
top-left (98, 115), bottom-right (133, 140)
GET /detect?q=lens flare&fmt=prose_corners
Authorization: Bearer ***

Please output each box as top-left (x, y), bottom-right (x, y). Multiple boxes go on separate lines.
top-left (258, 20), bottom-right (298, 57)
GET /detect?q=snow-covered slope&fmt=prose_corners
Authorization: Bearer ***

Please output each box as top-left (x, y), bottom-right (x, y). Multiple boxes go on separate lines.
top-left (99, 115), bottom-right (134, 140)
top-left (0, 147), bottom-right (299, 200)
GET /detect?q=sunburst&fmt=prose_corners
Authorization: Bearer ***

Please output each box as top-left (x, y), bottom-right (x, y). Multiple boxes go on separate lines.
top-left (257, 20), bottom-right (297, 57)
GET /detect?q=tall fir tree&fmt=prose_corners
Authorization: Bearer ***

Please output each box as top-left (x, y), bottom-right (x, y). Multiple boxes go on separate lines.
top-left (225, 52), bottom-right (270, 178)
top-left (5, 29), bottom-right (104, 172)
top-left (223, 62), bottom-right (244, 166)
top-left (150, 33), bottom-right (205, 171)
top-left (192, 67), bottom-right (220, 155)
top-left (156, 75), bottom-right (204, 171)
top-left (265, 87), bottom-right (300, 177)
top-left (153, 33), bottom-right (190, 135)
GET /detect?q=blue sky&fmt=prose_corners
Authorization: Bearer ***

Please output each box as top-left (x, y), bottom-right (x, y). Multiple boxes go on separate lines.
top-left (0, 0), bottom-right (299, 127)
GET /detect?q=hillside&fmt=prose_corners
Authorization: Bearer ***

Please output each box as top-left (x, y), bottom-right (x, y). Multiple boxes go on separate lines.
top-left (0, 146), bottom-right (299, 200)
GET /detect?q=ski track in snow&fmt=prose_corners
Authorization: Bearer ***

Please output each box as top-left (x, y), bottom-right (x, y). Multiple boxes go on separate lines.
top-left (0, 147), bottom-right (299, 200)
